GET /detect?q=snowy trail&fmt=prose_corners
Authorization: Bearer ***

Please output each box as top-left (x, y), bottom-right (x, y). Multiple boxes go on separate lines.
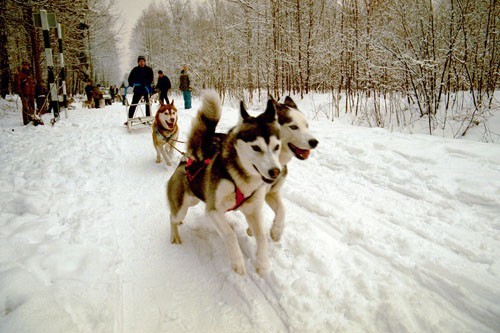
top-left (63, 106), bottom-right (290, 332)
top-left (0, 96), bottom-right (499, 332)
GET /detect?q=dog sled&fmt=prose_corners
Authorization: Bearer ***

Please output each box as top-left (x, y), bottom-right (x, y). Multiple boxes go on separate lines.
top-left (125, 96), bottom-right (154, 132)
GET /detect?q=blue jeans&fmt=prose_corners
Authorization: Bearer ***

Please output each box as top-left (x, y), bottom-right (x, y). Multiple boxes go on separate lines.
top-left (182, 90), bottom-right (191, 109)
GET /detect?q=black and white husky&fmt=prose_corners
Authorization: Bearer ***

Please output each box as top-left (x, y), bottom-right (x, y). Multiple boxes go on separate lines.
top-left (166, 90), bottom-right (282, 276)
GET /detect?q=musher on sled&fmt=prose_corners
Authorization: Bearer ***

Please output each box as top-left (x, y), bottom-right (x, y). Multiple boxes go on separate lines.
top-left (125, 55), bottom-right (154, 126)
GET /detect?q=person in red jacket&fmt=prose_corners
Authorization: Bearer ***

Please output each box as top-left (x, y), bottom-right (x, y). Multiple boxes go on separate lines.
top-left (14, 61), bottom-right (36, 125)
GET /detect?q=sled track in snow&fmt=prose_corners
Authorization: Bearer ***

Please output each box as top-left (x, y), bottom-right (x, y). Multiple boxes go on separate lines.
top-left (236, 233), bottom-right (291, 333)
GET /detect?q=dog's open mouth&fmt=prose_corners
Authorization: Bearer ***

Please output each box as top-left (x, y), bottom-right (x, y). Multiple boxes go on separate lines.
top-left (288, 143), bottom-right (310, 160)
top-left (262, 177), bottom-right (275, 184)
top-left (253, 165), bottom-right (277, 184)
top-left (161, 118), bottom-right (175, 129)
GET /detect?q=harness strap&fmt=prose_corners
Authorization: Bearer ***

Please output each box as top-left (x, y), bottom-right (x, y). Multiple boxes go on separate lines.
top-left (186, 158), bottom-right (253, 211)
top-left (186, 158), bottom-right (210, 182)
top-left (229, 187), bottom-right (249, 211)
top-left (155, 126), bottom-right (174, 142)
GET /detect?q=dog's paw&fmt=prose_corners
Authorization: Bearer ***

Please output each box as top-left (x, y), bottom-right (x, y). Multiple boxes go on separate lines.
top-left (170, 234), bottom-right (182, 244)
top-left (170, 224), bottom-right (183, 244)
top-left (270, 225), bottom-right (283, 242)
top-left (232, 261), bottom-right (247, 276)
top-left (256, 262), bottom-right (270, 277)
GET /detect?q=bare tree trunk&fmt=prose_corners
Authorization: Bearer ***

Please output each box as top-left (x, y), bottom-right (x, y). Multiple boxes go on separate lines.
top-left (304, 0), bottom-right (318, 95)
top-left (271, 0), bottom-right (280, 97)
top-left (295, 0), bottom-right (303, 98)
top-left (0, 0), bottom-right (9, 98)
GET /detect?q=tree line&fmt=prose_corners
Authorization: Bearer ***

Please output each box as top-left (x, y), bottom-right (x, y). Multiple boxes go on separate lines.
top-left (130, 0), bottom-right (498, 136)
top-left (1, 0), bottom-right (498, 136)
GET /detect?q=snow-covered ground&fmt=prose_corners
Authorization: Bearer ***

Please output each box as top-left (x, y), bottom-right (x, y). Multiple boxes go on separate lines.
top-left (0, 94), bottom-right (499, 332)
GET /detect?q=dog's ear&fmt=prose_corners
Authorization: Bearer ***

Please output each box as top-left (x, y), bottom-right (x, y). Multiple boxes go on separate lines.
top-left (170, 99), bottom-right (174, 106)
top-left (284, 96), bottom-right (298, 109)
top-left (263, 99), bottom-right (277, 122)
top-left (240, 101), bottom-right (251, 121)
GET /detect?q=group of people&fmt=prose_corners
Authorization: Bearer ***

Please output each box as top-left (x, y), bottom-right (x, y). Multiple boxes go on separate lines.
top-left (84, 82), bottom-right (128, 109)
top-left (13, 56), bottom-right (192, 125)
top-left (109, 85), bottom-right (119, 102)
top-left (127, 55), bottom-right (192, 120)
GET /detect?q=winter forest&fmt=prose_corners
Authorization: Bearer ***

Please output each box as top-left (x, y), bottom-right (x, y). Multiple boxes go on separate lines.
top-left (1, 0), bottom-right (499, 139)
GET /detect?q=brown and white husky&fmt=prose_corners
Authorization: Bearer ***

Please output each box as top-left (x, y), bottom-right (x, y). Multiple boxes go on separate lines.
top-left (152, 101), bottom-right (178, 167)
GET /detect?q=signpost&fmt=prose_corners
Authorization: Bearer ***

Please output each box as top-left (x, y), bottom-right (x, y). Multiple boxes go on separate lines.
top-left (33, 9), bottom-right (68, 124)
top-left (57, 23), bottom-right (68, 119)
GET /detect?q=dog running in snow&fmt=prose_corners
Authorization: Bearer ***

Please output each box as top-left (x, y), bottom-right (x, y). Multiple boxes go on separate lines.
top-left (152, 101), bottom-right (178, 166)
top-left (248, 96), bottom-right (319, 242)
top-left (166, 90), bottom-right (282, 276)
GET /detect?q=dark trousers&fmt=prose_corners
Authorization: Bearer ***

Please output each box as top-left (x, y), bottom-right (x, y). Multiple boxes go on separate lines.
top-left (93, 98), bottom-right (101, 108)
top-left (128, 92), bottom-right (150, 118)
top-left (159, 90), bottom-right (169, 105)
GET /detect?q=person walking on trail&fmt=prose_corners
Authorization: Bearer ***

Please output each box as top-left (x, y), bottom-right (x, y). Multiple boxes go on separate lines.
top-left (119, 83), bottom-right (126, 105)
top-left (179, 64), bottom-right (191, 109)
top-left (127, 55), bottom-right (153, 120)
top-left (110, 85), bottom-right (116, 102)
top-left (84, 81), bottom-right (94, 105)
top-left (14, 61), bottom-right (36, 125)
top-left (156, 70), bottom-right (171, 105)
top-left (92, 84), bottom-right (103, 109)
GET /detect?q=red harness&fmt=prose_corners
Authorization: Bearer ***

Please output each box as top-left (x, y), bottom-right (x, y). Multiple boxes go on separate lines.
top-left (186, 158), bottom-right (248, 211)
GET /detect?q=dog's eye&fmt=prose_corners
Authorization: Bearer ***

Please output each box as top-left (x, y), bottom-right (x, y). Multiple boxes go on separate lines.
top-left (251, 145), bottom-right (262, 152)
top-left (274, 144), bottom-right (280, 151)
top-left (290, 125), bottom-right (298, 130)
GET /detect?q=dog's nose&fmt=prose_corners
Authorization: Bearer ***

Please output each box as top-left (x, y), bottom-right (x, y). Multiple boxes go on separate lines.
top-left (309, 139), bottom-right (319, 148)
top-left (268, 167), bottom-right (281, 179)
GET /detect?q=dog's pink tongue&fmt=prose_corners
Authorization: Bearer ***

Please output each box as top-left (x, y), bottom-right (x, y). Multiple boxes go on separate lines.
top-left (297, 148), bottom-right (310, 159)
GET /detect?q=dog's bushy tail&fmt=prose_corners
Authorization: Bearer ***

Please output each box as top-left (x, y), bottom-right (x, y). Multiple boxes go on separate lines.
top-left (187, 89), bottom-right (222, 161)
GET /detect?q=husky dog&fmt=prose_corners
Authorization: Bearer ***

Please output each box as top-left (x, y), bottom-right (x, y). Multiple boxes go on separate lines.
top-left (167, 90), bottom-right (282, 276)
top-left (152, 101), bottom-right (178, 166)
top-left (262, 96), bottom-right (319, 242)
top-left (82, 100), bottom-right (94, 108)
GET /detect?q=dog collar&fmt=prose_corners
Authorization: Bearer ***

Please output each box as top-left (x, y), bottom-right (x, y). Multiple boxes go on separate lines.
top-left (155, 126), bottom-right (175, 142)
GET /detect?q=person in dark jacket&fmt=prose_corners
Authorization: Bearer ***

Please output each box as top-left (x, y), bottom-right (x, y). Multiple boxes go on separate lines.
top-left (156, 70), bottom-right (171, 105)
top-left (179, 64), bottom-right (191, 109)
top-left (92, 84), bottom-right (103, 109)
top-left (127, 55), bottom-right (154, 119)
top-left (84, 81), bottom-right (94, 104)
top-left (14, 61), bottom-right (36, 125)
top-left (119, 83), bottom-right (126, 105)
